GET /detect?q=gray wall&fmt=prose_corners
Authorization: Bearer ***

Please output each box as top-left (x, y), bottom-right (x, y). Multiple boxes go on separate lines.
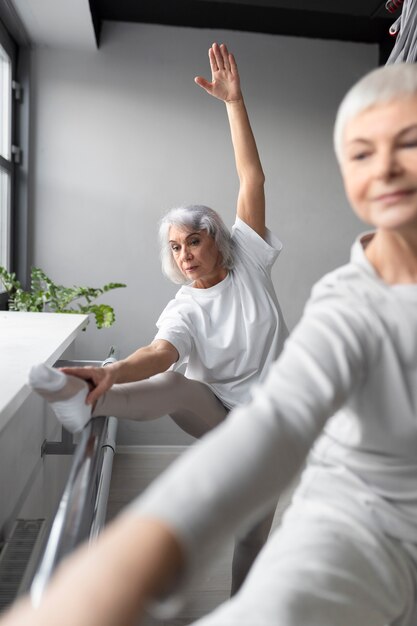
top-left (30, 22), bottom-right (377, 444)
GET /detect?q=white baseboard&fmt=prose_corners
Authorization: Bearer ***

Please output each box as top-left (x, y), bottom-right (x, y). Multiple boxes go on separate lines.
top-left (115, 444), bottom-right (188, 455)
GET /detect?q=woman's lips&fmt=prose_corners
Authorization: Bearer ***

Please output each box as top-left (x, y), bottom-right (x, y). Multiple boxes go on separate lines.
top-left (374, 188), bottom-right (416, 203)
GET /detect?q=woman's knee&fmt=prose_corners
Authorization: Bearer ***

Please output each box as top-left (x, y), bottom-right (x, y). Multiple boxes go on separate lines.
top-left (153, 370), bottom-right (186, 391)
top-left (156, 370), bottom-right (184, 384)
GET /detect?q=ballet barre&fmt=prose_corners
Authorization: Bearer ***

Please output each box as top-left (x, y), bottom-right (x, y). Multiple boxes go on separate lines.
top-left (30, 349), bottom-right (119, 607)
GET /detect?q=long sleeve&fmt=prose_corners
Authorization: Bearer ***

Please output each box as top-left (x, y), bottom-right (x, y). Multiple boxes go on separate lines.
top-left (130, 286), bottom-right (380, 605)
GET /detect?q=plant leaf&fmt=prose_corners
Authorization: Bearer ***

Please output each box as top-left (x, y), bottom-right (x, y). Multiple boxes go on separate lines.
top-left (0, 265), bottom-right (126, 330)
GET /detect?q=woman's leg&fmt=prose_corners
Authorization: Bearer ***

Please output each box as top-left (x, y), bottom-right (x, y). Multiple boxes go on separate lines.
top-left (230, 507), bottom-right (275, 596)
top-left (93, 371), bottom-right (228, 438)
top-left (29, 366), bottom-right (228, 436)
top-left (189, 502), bottom-right (417, 626)
top-left (95, 372), bottom-right (275, 592)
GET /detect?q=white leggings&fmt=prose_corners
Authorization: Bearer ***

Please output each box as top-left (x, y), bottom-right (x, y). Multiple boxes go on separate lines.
top-left (189, 466), bottom-right (417, 626)
top-left (93, 371), bottom-right (276, 593)
top-left (93, 371), bottom-right (228, 438)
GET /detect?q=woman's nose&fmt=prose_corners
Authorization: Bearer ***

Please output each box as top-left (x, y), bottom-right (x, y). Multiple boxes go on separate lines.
top-left (181, 247), bottom-right (192, 260)
top-left (374, 149), bottom-right (403, 180)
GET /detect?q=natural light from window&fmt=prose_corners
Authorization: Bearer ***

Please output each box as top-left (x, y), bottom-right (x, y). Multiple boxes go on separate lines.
top-left (0, 44), bottom-right (11, 159)
top-left (0, 169), bottom-right (10, 269)
top-left (0, 42), bottom-right (12, 272)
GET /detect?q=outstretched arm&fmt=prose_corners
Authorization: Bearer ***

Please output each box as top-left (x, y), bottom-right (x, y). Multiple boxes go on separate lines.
top-left (195, 43), bottom-right (266, 238)
top-left (61, 339), bottom-right (179, 406)
top-left (0, 516), bottom-right (183, 626)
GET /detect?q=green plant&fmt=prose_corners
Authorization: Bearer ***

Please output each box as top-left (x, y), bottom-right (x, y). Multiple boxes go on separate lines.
top-left (0, 266), bottom-right (126, 329)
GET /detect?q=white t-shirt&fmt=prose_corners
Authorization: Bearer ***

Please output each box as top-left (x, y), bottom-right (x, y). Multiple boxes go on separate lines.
top-left (154, 217), bottom-right (288, 409)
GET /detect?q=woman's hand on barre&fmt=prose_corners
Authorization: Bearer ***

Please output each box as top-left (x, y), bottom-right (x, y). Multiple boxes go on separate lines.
top-left (195, 42), bottom-right (242, 103)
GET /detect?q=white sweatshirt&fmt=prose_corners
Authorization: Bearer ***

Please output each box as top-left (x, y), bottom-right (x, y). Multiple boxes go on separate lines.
top-left (133, 232), bottom-right (417, 596)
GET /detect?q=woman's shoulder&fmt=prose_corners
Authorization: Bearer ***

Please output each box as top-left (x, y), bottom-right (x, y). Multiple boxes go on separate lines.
top-left (304, 262), bottom-right (391, 348)
top-left (231, 217), bottom-right (282, 272)
top-left (310, 259), bottom-right (385, 306)
top-left (158, 290), bottom-right (196, 319)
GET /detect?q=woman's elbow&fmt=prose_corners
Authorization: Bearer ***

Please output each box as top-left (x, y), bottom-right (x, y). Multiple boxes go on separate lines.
top-left (240, 170), bottom-right (265, 188)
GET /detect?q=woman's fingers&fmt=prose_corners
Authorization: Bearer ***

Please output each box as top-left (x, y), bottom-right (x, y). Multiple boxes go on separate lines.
top-left (229, 52), bottom-right (238, 77)
top-left (60, 366), bottom-right (99, 383)
top-left (86, 378), bottom-right (110, 406)
top-left (59, 366), bottom-right (113, 405)
top-left (194, 75), bottom-right (212, 93)
top-left (85, 369), bottom-right (114, 405)
top-left (220, 43), bottom-right (231, 71)
top-left (211, 43), bottom-right (232, 73)
top-left (209, 47), bottom-right (218, 74)
top-left (212, 42), bottom-right (225, 72)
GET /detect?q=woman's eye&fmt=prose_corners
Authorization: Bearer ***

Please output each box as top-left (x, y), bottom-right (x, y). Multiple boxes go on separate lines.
top-left (190, 239), bottom-right (200, 246)
top-left (400, 140), bottom-right (417, 149)
top-left (351, 152), bottom-right (370, 161)
top-left (171, 245), bottom-right (180, 252)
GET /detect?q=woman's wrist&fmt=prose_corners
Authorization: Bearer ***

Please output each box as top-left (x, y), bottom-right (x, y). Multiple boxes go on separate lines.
top-left (106, 361), bottom-right (124, 385)
top-left (225, 95), bottom-right (244, 106)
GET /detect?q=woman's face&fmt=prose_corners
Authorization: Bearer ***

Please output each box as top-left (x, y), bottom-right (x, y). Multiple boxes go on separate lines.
top-left (168, 226), bottom-right (226, 287)
top-left (341, 95), bottom-right (417, 235)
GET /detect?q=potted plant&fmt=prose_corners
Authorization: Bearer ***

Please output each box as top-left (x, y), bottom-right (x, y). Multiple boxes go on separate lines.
top-left (0, 266), bottom-right (126, 329)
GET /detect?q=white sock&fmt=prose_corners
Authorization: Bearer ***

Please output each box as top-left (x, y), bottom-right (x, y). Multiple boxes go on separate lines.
top-left (29, 363), bottom-right (92, 434)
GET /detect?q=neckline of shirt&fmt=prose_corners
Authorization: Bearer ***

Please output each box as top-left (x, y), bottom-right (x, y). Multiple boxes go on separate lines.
top-left (180, 271), bottom-right (232, 296)
top-left (352, 231), bottom-right (417, 298)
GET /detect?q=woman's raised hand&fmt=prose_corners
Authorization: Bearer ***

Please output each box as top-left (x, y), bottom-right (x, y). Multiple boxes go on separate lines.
top-left (60, 365), bottom-right (116, 406)
top-left (195, 42), bottom-right (242, 103)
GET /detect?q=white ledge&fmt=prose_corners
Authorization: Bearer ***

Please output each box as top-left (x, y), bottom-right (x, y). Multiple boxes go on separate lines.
top-left (0, 311), bottom-right (88, 432)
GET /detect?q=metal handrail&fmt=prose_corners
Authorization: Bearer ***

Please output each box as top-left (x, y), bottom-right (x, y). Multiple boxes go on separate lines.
top-left (30, 352), bottom-right (118, 606)
top-left (90, 416), bottom-right (118, 541)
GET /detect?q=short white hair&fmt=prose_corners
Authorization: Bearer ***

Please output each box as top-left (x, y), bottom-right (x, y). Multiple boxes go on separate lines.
top-left (334, 62), bottom-right (417, 163)
top-left (158, 205), bottom-right (235, 285)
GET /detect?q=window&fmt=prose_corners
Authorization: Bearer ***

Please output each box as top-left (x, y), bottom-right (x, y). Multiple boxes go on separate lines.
top-left (0, 20), bottom-right (16, 302)
top-left (0, 41), bottom-right (12, 270)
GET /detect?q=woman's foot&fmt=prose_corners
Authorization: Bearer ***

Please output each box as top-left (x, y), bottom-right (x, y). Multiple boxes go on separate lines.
top-left (28, 363), bottom-right (92, 433)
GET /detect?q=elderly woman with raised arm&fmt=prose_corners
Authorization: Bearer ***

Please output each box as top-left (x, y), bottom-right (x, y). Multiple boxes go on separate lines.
top-left (28, 42), bottom-right (288, 595)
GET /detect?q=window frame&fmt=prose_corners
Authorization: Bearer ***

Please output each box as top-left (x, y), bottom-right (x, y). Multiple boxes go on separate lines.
top-left (0, 19), bottom-right (18, 308)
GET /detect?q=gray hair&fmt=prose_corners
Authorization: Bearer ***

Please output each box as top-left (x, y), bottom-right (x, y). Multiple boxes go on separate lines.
top-left (334, 62), bottom-right (417, 163)
top-left (159, 205), bottom-right (235, 284)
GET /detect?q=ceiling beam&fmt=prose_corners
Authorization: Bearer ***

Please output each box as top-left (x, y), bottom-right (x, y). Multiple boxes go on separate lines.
top-left (97, 0), bottom-right (392, 44)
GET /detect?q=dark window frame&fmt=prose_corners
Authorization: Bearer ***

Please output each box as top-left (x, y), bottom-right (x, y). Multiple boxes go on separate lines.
top-left (0, 19), bottom-right (17, 308)
top-left (0, 15), bottom-right (29, 309)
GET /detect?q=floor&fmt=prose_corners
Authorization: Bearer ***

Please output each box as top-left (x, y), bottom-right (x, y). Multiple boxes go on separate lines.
top-left (106, 445), bottom-right (300, 626)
